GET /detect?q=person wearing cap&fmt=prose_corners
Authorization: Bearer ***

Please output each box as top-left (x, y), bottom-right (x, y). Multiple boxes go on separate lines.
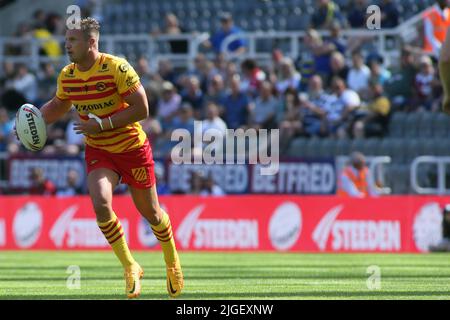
top-left (157, 81), bottom-right (182, 129)
top-left (337, 152), bottom-right (380, 197)
top-left (204, 12), bottom-right (247, 55)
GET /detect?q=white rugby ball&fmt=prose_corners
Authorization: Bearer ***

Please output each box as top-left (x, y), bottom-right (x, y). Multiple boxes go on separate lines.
top-left (15, 104), bottom-right (47, 151)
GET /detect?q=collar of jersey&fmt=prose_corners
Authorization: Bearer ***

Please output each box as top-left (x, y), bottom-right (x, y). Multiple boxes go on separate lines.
top-left (74, 53), bottom-right (103, 81)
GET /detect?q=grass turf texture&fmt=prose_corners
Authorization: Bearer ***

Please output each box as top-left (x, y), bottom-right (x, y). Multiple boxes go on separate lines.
top-left (0, 251), bottom-right (449, 300)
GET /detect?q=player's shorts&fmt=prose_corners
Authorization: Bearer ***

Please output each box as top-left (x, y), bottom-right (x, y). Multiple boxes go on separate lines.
top-left (85, 138), bottom-right (156, 189)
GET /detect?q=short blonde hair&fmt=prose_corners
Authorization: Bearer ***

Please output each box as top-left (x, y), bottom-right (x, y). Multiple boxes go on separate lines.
top-left (80, 17), bottom-right (100, 40)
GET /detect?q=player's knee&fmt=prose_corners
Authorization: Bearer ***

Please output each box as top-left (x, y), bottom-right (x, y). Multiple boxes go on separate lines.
top-left (92, 199), bottom-right (113, 220)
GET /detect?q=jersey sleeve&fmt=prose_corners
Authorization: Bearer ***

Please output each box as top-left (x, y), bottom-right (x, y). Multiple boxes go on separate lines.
top-left (55, 70), bottom-right (70, 101)
top-left (114, 59), bottom-right (141, 97)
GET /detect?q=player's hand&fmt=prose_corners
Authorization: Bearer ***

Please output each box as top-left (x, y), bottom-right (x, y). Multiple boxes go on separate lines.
top-left (73, 119), bottom-right (102, 135)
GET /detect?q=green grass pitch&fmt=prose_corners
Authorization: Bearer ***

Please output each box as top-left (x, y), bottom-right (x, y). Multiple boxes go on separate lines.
top-left (0, 251), bottom-right (449, 299)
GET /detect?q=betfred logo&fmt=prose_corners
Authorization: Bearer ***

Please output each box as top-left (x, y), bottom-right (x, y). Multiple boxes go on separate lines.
top-left (50, 205), bottom-right (129, 248)
top-left (176, 205), bottom-right (259, 249)
top-left (312, 205), bottom-right (401, 251)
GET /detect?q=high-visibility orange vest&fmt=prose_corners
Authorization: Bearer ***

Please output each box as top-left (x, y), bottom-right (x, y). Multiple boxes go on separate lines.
top-left (423, 6), bottom-right (450, 53)
top-left (337, 166), bottom-right (369, 197)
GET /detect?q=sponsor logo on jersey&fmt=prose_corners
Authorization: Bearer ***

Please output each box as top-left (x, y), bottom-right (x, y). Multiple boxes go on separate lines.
top-left (73, 99), bottom-right (115, 112)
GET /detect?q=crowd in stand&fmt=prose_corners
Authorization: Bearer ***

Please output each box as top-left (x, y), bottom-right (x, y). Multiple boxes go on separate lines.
top-left (0, 1), bottom-right (446, 195)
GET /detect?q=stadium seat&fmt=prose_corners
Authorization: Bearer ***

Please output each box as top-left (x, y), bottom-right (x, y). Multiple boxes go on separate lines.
top-left (316, 138), bottom-right (335, 158)
top-left (334, 139), bottom-right (351, 156)
top-left (417, 112), bottom-right (434, 138)
top-left (286, 137), bottom-right (307, 158)
top-left (433, 112), bottom-right (450, 138)
top-left (388, 111), bottom-right (405, 138)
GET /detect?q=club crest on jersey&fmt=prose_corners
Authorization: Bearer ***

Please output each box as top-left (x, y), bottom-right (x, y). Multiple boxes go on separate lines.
top-left (96, 82), bottom-right (106, 91)
top-left (132, 167), bottom-right (148, 183)
top-left (119, 63), bottom-right (129, 73)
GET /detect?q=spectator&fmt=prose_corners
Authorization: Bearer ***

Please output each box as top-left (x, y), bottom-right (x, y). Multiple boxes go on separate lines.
top-left (312, 0), bottom-right (343, 30)
top-left (200, 174), bottom-right (225, 196)
top-left (352, 81), bottom-right (391, 139)
top-left (347, 50), bottom-right (371, 98)
top-left (0, 107), bottom-right (14, 152)
top-left (330, 76), bottom-right (361, 138)
top-left (222, 75), bottom-right (250, 129)
top-left (158, 59), bottom-right (178, 85)
top-left (240, 58), bottom-right (266, 97)
top-left (368, 57), bottom-right (391, 86)
top-left (158, 81), bottom-right (182, 129)
top-left (206, 12), bottom-right (247, 55)
top-left (205, 73), bottom-right (227, 107)
top-left (347, 0), bottom-right (368, 28)
top-left (12, 64), bottom-right (38, 103)
top-left (301, 75), bottom-right (333, 137)
top-left (384, 47), bottom-right (418, 111)
top-left (303, 28), bottom-right (333, 81)
top-left (279, 88), bottom-right (303, 152)
top-left (162, 13), bottom-right (188, 54)
top-left (37, 62), bottom-right (57, 104)
top-left (181, 75), bottom-right (204, 119)
top-left (328, 51), bottom-right (349, 87)
top-left (56, 169), bottom-right (84, 196)
top-left (202, 102), bottom-right (228, 149)
top-left (169, 102), bottom-right (195, 137)
top-left (327, 20), bottom-right (347, 55)
top-left (250, 81), bottom-right (279, 130)
top-left (423, 0), bottom-right (450, 58)
top-left (28, 167), bottom-right (56, 195)
top-left (274, 57), bottom-right (301, 94)
top-left (337, 152), bottom-right (380, 197)
top-left (412, 55), bottom-right (438, 111)
top-left (190, 171), bottom-right (205, 195)
top-left (380, 0), bottom-right (400, 28)
top-left (135, 56), bottom-right (153, 88)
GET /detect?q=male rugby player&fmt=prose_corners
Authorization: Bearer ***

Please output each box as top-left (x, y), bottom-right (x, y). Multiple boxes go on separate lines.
top-left (35, 18), bottom-right (183, 298)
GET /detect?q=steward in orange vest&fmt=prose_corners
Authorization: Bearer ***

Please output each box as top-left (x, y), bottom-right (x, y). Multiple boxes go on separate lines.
top-left (424, 1), bottom-right (450, 57)
top-left (337, 152), bottom-right (375, 197)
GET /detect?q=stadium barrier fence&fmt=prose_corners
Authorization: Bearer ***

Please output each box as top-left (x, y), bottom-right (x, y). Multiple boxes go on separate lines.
top-left (0, 195), bottom-right (445, 253)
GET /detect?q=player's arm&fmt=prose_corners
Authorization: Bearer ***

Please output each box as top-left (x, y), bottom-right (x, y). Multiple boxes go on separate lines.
top-left (439, 26), bottom-right (450, 114)
top-left (103, 85), bottom-right (149, 129)
top-left (40, 96), bottom-right (73, 125)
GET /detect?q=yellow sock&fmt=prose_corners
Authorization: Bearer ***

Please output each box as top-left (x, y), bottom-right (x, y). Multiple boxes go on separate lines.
top-left (98, 213), bottom-right (136, 268)
top-left (151, 210), bottom-right (178, 266)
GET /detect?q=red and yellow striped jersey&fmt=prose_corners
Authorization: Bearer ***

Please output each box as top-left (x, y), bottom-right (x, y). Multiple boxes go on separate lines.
top-left (56, 53), bottom-right (147, 153)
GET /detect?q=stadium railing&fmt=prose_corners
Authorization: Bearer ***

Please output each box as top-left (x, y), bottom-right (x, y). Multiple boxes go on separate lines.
top-left (411, 156), bottom-right (450, 195)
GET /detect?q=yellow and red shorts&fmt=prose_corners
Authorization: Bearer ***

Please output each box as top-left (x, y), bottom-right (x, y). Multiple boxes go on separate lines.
top-left (85, 139), bottom-right (156, 189)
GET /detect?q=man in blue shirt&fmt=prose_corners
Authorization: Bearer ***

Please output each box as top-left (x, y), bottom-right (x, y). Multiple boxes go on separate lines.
top-left (207, 12), bottom-right (247, 55)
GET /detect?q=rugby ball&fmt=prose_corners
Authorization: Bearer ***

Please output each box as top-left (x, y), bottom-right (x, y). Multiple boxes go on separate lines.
top-left (15, 104), bottom-right (47, 151)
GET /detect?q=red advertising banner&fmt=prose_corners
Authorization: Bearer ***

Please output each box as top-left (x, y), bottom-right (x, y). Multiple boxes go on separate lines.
top-left (0, 196), bottom-right (446, 252)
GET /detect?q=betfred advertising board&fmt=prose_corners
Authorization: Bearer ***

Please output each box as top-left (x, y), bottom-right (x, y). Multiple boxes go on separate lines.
top-left (0, 196), bottom-right (445, 252)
